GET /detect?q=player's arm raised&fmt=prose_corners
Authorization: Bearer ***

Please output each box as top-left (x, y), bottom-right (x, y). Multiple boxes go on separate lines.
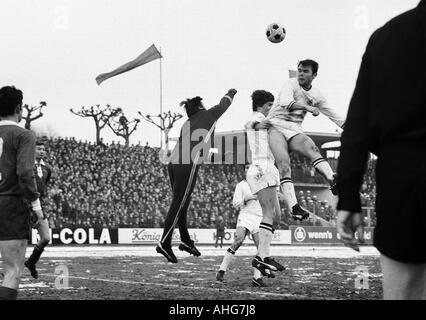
top-left (209, 89), bottom-right (238, 119)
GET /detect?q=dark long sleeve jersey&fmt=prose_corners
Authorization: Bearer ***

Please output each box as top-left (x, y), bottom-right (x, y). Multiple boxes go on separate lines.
top-left (169, 95), bottom-right (233, 165)
top-left (0, 121), bottom-right (39, 202)
top-left (337, 1), bottom-right (426, 212)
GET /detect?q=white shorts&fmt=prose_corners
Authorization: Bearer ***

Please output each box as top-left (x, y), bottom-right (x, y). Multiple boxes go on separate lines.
top-left (269, 118), bottom-right (304, 141)
top-left (236, 213), bottom-right (262, 235)
top-left (246, 163), bottom-right (280, 195)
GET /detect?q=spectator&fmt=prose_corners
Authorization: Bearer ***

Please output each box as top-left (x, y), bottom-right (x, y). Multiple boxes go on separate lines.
top-left (215, 215), bottom-right (226, 248)
top-left (32, 136), bottom-right (375, 230)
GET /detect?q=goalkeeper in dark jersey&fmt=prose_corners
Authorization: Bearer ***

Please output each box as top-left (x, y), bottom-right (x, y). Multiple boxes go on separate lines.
top-left (25, 138), bottom-right (52, 279)
top-left (156, 89), bottom-right (237, 263)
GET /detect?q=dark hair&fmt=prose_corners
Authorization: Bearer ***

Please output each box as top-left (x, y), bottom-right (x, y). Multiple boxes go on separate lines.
top-left (251, 90), bottom-right (274, 111)
top-left (298, 59), bottom-right (319, 74)
top-left (179, 96), bottom-right (205, 117)
top-left (0, 86), bottom-right (23, 117)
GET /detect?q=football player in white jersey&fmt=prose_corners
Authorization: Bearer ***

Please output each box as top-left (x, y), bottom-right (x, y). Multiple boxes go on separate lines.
top-left (244, 90), bottom-right (285, 276)
top-left (216, 163), bottom-right (275, 287)
top-left (267, 59), bottom-right (345, 220)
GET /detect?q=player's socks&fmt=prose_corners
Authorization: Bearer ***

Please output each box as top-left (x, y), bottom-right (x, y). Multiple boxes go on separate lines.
top-left (219, 248), bottom-right (235, 271)
top-left (216, 270), bottom-right (225, 282)
top-left (253, 267), bottom-right (262, 279)
top-left (312, 158), bottom-right (334, 183)
top-left (25, 245), bottom-right (44, 279)
top-left (27, 245), bottom-right (44, 266)
top-left (257, 222), bottom-right (273, 259)
top-left (0, 286), bottom-right (18, 300)
top-left (280, 177), bottom-right (297, 208)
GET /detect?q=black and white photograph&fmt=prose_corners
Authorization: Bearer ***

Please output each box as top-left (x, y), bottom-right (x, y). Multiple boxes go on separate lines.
top-left (1, 0), bottom-right (425, 309)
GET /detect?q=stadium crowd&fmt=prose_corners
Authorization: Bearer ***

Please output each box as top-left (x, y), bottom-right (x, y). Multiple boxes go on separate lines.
top-left (40, 137), bottom-right (377, 229)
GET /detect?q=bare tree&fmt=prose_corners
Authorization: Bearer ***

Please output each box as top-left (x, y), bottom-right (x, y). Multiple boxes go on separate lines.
top-left (22, 101), bottom-right (47, 130)
top-left (108, 114), bottom-right (140, 147)
top-left (139, 111), bottom-right (183, 149)
top-left (70, 104), bottom-right (122, 144)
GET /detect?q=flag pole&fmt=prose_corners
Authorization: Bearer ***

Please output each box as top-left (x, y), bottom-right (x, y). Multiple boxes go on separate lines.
top-left (159, 46), bottom-right (163, 149)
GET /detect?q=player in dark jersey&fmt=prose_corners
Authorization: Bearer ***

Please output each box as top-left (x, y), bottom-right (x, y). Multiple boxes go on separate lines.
top-left (25, 139), bottom-right (52, 279)
top-left (0, 86), bottom-right (44, 300)
top-left (156, 89), bottom-right (237, 263)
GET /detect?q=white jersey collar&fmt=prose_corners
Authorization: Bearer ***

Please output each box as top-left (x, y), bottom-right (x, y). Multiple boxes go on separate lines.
top-left (0, 120), bottom-right (21, 127)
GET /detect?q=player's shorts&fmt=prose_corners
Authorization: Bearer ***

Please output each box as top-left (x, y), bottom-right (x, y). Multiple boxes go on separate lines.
top-left (0, 196), bottom-right (31, 241)
top-left (269, 118), bottom-right (304, 141)
top-left (246, 163), bottom-right (280, 195)
top-left (373, 147), bottom-right (426, 264)
top-left (236, 213), bottom-right (263, 235)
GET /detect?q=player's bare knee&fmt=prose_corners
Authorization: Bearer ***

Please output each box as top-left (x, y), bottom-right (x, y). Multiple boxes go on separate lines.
top-left (6, 264), bottom-right (22, 280)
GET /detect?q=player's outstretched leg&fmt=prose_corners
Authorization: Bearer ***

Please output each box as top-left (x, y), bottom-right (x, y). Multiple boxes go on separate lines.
top-left (157, 190), bottom-right (178, 264)
top-left (216, 248), bottom-right (235, 282)
top-left (177, 202), bottom-right (201, 257)
top-left (177, 169), bottom-right (201, 258)
top-left (251, 231), bottom-right (273, 287)
top-left (25, 219), bottom-right (50, 279)
top-left (177, 206), bottom-right (201, 257)
top-left (288, 133), bottom-right (337, 194)
top-left (252, 187), bottom-right (286, 276)
top-left (268, 129), bottom-right (309, 221)
top-left (216, 227), bottom-right (248, 282)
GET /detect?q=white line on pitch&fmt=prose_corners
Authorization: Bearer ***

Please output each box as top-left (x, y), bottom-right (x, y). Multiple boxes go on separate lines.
top-left (42, 274), bottom-right (310, 300)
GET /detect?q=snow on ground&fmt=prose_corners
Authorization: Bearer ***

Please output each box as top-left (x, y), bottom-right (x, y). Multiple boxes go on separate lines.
top-left (31, 245), bottom-right (380, 259)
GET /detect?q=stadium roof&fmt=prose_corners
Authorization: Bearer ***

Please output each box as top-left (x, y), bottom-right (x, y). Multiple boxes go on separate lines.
top-left (211, 129), bottom-right (341, 149)
top-left (169, 129), bottom-right (342, 163)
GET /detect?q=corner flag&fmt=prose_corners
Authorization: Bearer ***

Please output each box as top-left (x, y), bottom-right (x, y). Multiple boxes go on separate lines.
top-left (96, 44), bottom-right (162, 85)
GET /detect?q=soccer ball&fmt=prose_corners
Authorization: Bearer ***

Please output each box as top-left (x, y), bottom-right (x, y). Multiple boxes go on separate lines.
top-left (266, 23), bottom-right (286, 43)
